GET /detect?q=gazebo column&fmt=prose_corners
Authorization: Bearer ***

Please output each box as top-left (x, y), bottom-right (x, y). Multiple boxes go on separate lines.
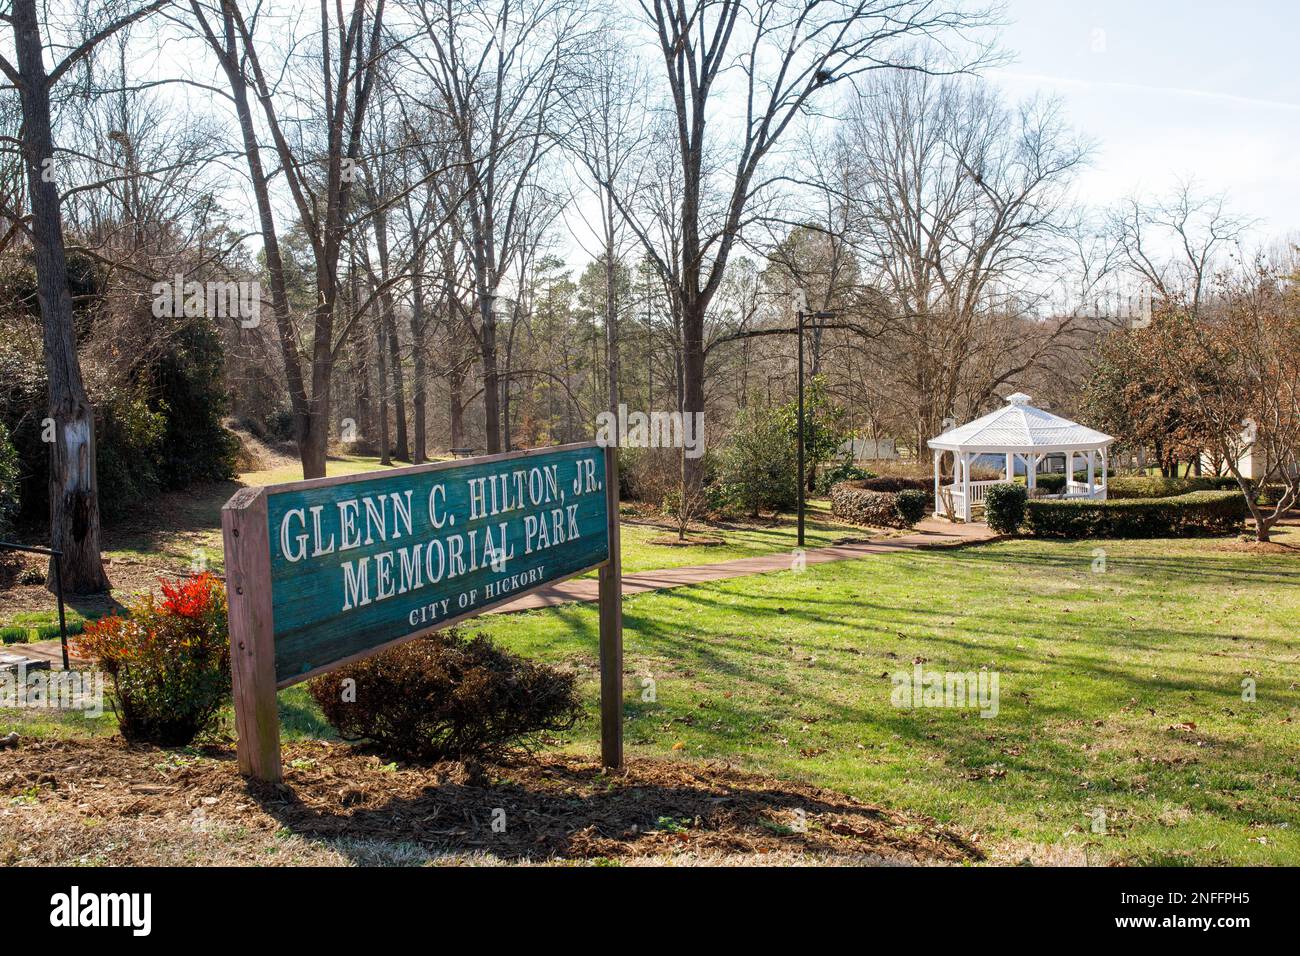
top-left (1005, 452), bottom-right (1013, 481)
top-left (1066, 450), bottom-right (1074, 490)
top-left (933, 449), bottom-right (942, 517)
top-left (1087, 449), bottom-right (1096, 498)
top-left (1100, 446), bottom-right (1109, 499)
top-left (961, 451), bottom-right (972, 522)
top-left (1027, 453), bottom-right (1037, 497)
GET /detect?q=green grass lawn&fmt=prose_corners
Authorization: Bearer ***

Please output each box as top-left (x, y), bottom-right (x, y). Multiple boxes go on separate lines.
top-left (611, 499), bottom-right (867, 574)
top-left (462, 534), bottom-right (1298, 865)
top-left (8, 530), bottom-right (1298, 864)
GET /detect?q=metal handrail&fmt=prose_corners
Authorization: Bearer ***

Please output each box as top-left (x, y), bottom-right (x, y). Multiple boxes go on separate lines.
top-left (0, 541), bottom-right (70, 669)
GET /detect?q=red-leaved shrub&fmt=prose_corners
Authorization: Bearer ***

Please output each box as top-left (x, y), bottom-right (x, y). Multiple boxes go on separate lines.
top-left (76, 572), bottom-right (230, 745)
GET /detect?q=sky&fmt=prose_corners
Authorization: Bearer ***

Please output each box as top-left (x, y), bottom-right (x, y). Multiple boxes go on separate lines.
top-left (104, 0), bottom-right (1298, 271)
top-left (988, 0), bottom-right (1300, 245)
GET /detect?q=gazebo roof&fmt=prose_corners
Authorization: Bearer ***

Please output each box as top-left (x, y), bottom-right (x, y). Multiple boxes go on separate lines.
top-left (927, 393), bottom-right (1113, 454)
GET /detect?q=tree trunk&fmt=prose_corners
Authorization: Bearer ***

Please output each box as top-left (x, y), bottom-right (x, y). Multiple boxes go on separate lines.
top-left (479, 294), bottom-right (502, 453)
top-left (12, 0), bottom-right (110, 593)
top-left (605, 246), bottom-right (619, 418)
top-left (681, 301), bottom-right (706, 493)
top-left (372, 206), bottom-right (408, 460)
top-left (348, 254), bottom-right (375, 443)
top-left (375, 305), bottom-right (391, 467)
top-left (449, 362), bottom-right (465, 451)
top-left (409, 264), bottom-right (427, 464)
top-left (203, 7), bottom-right (312, 475)
top-left (384, 307), bottom-right (407, 460)
top-left (303, 294), bottom-right (334, 480)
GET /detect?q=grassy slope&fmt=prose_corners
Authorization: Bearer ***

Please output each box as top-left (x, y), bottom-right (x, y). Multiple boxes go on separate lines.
top-left (612, 499), bottom-right (866, 574)
top-left (462, 534), bottom-right (1300, 865)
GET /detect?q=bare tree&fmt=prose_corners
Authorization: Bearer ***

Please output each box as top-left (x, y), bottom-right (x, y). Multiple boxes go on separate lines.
top-left (1181, 257), bottom-right (1300, 541)
top-left (189, 0), bottom-right (389, 478)
top-left (562, 26), bottom-right (648, 420)
top-left (404, 0), bottom-right (589, 453)
top-left (1110, 182), bottom-right (1253, 316)
top-left (841, 70), bottom-right (1090, 447)
top-left (1, 0), bottom-right (169, 592)
top-left (617, 0), bottom-right (997, 491)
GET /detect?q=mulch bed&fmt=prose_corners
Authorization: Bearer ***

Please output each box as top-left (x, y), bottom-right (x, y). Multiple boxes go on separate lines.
top-left (0, 737), bottom-right (979, 866)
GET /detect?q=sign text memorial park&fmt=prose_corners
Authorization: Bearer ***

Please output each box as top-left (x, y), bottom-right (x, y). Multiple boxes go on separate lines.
top-left (221, 442), bottom-right (622, 782)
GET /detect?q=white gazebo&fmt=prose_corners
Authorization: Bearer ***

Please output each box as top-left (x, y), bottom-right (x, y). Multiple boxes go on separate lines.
top-left (928, 393), bottom-right (1114, 522)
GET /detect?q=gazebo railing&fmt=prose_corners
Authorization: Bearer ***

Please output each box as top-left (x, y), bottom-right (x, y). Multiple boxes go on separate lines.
top-left (941, 478), bottom-right (1107, 515)
top-left (1065, 479), bottom-right (1105, 498)
top-left (940, 479), bottom-right (1007, 514)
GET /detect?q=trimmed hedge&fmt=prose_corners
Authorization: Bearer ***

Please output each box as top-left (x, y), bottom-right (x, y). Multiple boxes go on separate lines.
top-left (1104, 475), bottom-right (1238, 499)
top-left (831, 481), bottom-right (930, 528)
top-left (1024, 490), bottom-right (1247, 538)
top-left (1016, 473), bottom-right (1066, 494)
top-left (984, 482), bottom-right (1028, 534)
top-left (1015, 472), bottom-right (1106, 494)
top-left (854, 476), bottom-right (931, 495)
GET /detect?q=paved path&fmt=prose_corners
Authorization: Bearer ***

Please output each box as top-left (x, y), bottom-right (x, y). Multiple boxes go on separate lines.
top-left (491, 517), bottom-right (995, 612)
top-left (14, 518), bottom-right (995, 668)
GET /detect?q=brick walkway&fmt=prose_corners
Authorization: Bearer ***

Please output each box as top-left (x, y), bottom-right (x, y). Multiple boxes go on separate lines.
top-left (14, 518), bottom-right (995, 668)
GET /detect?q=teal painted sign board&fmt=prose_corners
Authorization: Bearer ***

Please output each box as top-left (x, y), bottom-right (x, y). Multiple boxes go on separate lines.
top-left (221, 442), bottom-right (622, 782)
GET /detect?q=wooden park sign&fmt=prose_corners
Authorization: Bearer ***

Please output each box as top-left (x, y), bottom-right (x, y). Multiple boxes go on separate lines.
top-left (221, 442), bottom-right (622, 782)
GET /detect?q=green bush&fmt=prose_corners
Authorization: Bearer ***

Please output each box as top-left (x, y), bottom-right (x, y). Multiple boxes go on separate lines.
top-left (855, 475), bottom-right (931, 495)
top-left (1104, 475), bottom-right (1238, 499)
top-left (815, 458), bottom-right (875, 496)
top-left (0, 421), bottom-right (18, 538)
top-left (984, 482), bottom-right (1028, 534)
top-left (153, 317), bottom-right (239, 487)
top-left (1034, 473), bottom-right (1066, 494)
top-left (894, 489), bottom-right (928, 526)
top-left (309, 628), bottom-right (584, 762)
top-left (1024, 490), bottom-right (1247, 538)
top-left (1015, 469), bottom-right (1120, 495)
top-left (717, 407), bottom-right (798, 515)
top-left (0, 339), bottom-right (49, 525)
top-left (776, 376), bottom-right (849, 490)
top-left (0, 310), bottom-right (236, 527)
top-left (74, 573), bottom-right (230, 745)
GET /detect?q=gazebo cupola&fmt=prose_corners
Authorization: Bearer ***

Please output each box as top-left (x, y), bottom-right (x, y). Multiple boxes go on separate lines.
top-left (927, 393), bottom-right (1114, 521)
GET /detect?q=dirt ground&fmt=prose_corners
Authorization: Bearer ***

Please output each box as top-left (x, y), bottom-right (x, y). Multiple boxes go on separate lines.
top-left (0, 737), bottom-right (980, 867)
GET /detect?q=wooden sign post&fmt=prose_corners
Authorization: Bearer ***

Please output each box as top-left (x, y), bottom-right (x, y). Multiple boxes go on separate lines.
top-left (221, 442), bottom-right (622, 782)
